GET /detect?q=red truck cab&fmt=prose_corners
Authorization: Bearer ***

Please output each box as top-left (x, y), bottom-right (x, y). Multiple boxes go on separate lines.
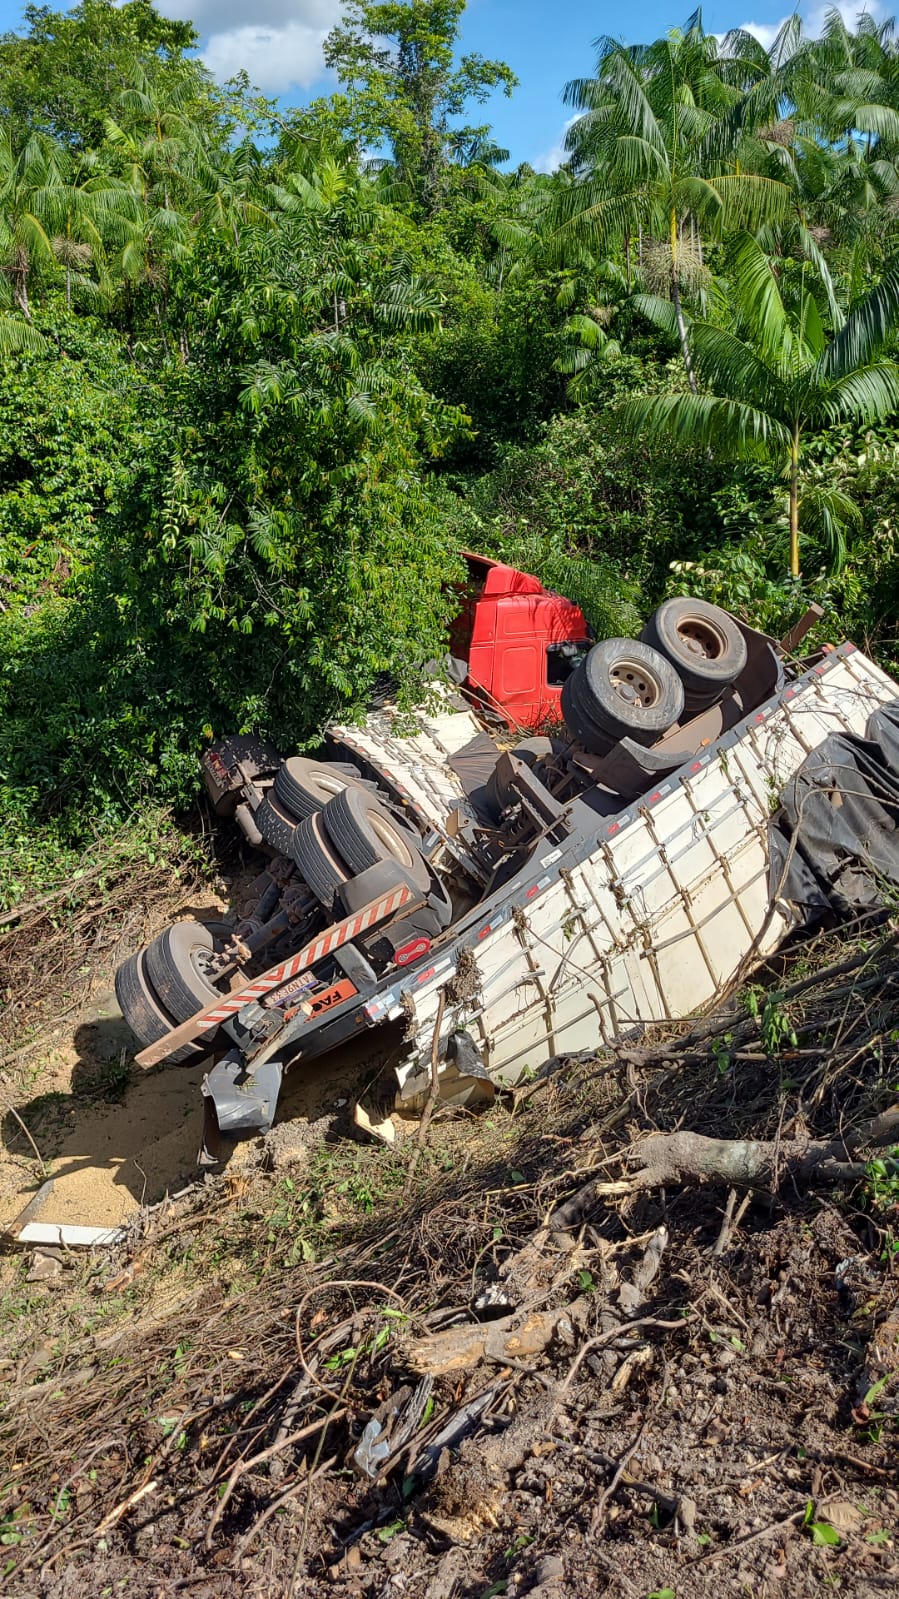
top-left (450, 553), bottom-right (591, 729)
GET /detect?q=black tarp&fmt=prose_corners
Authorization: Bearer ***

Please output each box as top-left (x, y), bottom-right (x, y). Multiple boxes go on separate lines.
top-left (769, 698), bottom-right (899, 921)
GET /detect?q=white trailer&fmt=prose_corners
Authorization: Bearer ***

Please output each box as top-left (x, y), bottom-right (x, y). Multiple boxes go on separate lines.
top-left (116, 606), bottom-right (899, 1149)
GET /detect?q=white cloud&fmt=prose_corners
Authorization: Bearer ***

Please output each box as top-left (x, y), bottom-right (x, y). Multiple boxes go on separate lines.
top-left (805, 0), bottom-right (886, 34)
top-left (201, 20), bottom-right (336, 93)
top-left (157, 0), bottom-right (338, 33)
top-left (155, 0), bottom-right (342, 95)
top-left (728, 0), bottom-right (887, 54)
top-left (534, 115), bottom-right (580, 174)
top-left (733, 17), bottom-right (791, 50)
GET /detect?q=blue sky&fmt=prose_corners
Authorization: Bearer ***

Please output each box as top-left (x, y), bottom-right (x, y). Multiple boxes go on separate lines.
top-left (0, 1), bottom-right (881, 167)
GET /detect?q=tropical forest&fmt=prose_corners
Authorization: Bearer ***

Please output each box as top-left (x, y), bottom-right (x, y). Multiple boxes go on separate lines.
top-left (4, 0), bottom-right (899, 893)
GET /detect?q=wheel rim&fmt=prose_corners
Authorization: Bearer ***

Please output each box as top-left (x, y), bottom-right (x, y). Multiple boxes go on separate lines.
top-left (676, 615), bottom-right (728, 661)
top-left (369, 811), bottom-right (414, 867)
top-left (608, 658), bottom-right (661, 709)
top-left (313, 773), bottom-right (352, 801)
top-left (189, 941), bottom-right (221, 994)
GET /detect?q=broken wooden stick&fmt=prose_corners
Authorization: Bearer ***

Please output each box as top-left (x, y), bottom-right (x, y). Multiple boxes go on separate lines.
top-left (545, 1107), bottom-right (899, 1210)
top-left (399, 1297), bottom-right (591, 1376)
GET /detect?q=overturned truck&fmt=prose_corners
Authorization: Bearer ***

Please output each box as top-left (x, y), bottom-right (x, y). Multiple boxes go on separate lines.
top-left (115, 556), bottom-right (899, 1154)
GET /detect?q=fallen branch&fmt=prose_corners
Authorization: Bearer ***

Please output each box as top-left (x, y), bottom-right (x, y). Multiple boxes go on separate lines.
top-left (547, 1106), bottom-right (898, 1208)
top-left (619, 1118), bottom-right (898, 1191)
top-left (399, 1297), bottom-right (591, 1376)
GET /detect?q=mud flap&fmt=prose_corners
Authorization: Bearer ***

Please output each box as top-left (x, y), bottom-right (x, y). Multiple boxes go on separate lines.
top-left (199, 1051), bottom-right (284, 1163)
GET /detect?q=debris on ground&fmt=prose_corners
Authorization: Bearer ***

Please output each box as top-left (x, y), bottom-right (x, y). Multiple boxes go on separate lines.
top-left (1, 913), bottom-right (897, 1597)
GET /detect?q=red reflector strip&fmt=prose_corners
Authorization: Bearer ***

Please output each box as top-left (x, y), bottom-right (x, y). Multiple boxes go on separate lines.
top-left (134, 882), bottom-right (415, 1066)
top-left (394, 935), bottom-right (431, 966)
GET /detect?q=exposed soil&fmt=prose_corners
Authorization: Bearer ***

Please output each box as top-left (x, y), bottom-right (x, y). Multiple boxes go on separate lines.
top-left (2, 1034), bottom-right (897, 1599)
top-left (1, 835), bottom-right (897, 1599)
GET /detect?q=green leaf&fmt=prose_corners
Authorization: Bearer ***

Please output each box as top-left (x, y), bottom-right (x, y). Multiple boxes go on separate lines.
top-left (823, 253), bottom-right (899, 378)
top-left (377, 1519), bottom-right (404, 1543)
top-left (810, 1521), bottom-right (841, 1547)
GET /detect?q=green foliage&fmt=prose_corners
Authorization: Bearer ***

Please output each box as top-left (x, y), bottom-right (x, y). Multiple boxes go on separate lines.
top-left (861, 1145), bottom-right (899, 1235)
top-left (0, 305), bottom-right (137, 607)
top-left (463, 408), bottom-right (720, 628)
top-left (619, 235), bottom-right (899, 575)
top-left (323, 0), bottom-right (516, 205)
top-left (416, 270), bottom-right (566, 460)
top-left (0, 0), bottom-right (206, 150)
top-left (6, 2), bottom-right (899, 886)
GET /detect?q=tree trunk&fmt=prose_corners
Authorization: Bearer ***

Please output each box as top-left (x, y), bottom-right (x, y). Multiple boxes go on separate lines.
top-left (789, 423), bottom-right (800, 577)
top-left (625, 233), bottom-right (631, 292)
top-left (670, 208), bottom-right (697, 394)
top-left (15, 271), bottom-right (31, 322)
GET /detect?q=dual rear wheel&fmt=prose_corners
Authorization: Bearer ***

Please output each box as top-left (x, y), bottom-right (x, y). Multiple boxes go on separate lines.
top-left (561, 600), bottom-right (747, 753)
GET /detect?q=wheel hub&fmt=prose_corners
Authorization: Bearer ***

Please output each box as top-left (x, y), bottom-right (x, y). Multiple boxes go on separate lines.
top-left (678, 620), bottom-right (726, 661)
top-left (610, 661), bottom-right (658, 709)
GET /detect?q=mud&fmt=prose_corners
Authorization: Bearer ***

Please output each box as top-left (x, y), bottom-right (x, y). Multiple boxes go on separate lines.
top-left (1, 989), bottom-right (405, 1234)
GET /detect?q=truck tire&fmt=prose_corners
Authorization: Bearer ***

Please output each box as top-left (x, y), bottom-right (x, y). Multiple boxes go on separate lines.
top-left (578, 639), bottom-right (684, 747)
top-left (486, 736), bottom-right (557, 819)
top-left (293, 810), bottom-right (354, 910)
top-left (561, 670), bottom-right (615, 755)
top-left (321, 788), bottom-right (431, 893)
top-left (145, 920), bottom-right (231, 1038)
top-left (274, 758), bottom-right (364, 820)
top-left (256, 793), bottom-right (301, 854)
top-left (641, 599), bottom-right (747, 698)
top-left (114, 949), bottom-right (202, 1065)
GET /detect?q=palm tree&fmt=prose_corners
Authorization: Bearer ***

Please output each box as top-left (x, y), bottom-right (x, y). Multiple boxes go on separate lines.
top-left (618, 233), bottom-right (899, 576)
top-left (0, 130), bottom-right (60, 321)
top-left (103, 68), bottom-right (206, 283)
top-left (30, 149), bottom-right (142, 308)
top-left (551, 17), bottom-right (793, 388)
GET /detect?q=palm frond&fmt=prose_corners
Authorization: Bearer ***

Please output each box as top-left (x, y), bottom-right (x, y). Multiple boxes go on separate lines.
top-left (0, 314), bottom-right (47, 357)
top-left (711, 172), bottom-right (793, 228)
top-left (689, 322), bottom-right (781, 410)
top-left (728, 231), bottom-right (791, 362)
top-left (629, 292), bottom-right (681, 340)
top-left (795, 223), bottom-right (844, 329)
top-left (617, 391), bottom-right (791, 458)
top-left (798, 482), bottom-right (861, 570)
top-left (823, 254), bottom-right (899, 377)
top-left (817, 359), bottom-right (899, 424)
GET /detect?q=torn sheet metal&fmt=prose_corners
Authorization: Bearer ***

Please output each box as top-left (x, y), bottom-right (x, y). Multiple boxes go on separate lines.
top-left (202, 1053), bottom-right (284, 1138)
